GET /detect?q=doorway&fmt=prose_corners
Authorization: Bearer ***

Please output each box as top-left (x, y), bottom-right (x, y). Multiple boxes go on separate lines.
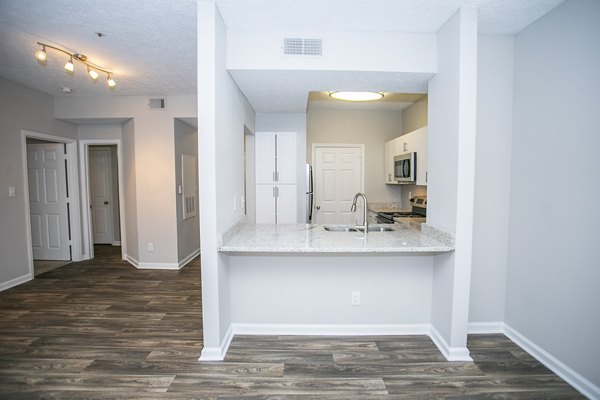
top-left (22, 131), bottom-right (82, 278)
top-left (312, 144), bottom-right (364, 224)
top-left (88, 146), bottom-right (120, 246)
top-left (79, 140), bottom-right (126, 261)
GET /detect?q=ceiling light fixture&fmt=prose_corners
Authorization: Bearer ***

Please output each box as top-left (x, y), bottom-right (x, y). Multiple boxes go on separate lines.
top-left (329, 91), bottom-right (384, 102)
top-left (34, 41), bottom-right (116, 89)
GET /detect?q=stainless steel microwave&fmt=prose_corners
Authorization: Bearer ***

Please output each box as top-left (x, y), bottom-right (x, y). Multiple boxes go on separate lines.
top-left (394, 152), bottom-right (416, 183)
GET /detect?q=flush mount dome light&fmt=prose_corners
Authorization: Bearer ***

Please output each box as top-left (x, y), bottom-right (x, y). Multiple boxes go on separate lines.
top-left (329, 91), bottom-right (384, 102)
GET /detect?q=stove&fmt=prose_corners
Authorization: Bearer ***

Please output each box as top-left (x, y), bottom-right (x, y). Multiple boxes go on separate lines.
top-left (376, 196), bottom-right (427, 224)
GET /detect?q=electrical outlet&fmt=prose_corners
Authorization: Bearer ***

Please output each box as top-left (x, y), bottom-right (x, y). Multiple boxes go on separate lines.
top-left (147, 242), bottom-right (155, 252)
top-left (351, 291), bottom-right (360, 306)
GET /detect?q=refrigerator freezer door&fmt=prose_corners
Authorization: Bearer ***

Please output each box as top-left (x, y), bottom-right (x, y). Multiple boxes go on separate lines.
top-left (306, 193), bottom-right (313, 222)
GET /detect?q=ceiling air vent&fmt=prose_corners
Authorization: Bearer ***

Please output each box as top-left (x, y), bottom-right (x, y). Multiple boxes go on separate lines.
top-left (283, 38), bottom-right (322, 56)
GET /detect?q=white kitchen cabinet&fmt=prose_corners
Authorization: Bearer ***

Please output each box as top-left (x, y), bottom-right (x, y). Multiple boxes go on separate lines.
top-left (384, 126), bottom-right (428, 186)
top-left (255, 132), bottom-right (297, 223)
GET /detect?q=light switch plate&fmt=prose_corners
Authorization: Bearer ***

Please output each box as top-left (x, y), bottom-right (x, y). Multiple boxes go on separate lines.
top-left (8, 186), bottom-right (16, 197)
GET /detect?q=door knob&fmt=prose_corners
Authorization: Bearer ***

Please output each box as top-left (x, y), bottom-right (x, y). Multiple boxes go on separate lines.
top-left (316, 205), bottom-right (320, 210)
top-left (104, 201), bottom-right (109, 205)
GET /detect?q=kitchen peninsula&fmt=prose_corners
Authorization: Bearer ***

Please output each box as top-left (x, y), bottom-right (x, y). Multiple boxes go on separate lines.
top-left (219, 223), bottom-right (453, 254)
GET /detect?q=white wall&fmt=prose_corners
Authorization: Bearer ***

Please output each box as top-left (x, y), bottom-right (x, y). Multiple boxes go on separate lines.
top-left (227, 30), bottom-right (436, 73)
top-left (229, 255), bottom-right (433, 325)
top-left (307, 108), bottom-right (403, 204)
top-left (0, 77), bottom-right (76, 289)
top-left (469, 35), bottom-right (513, 324)
top-left (255, 113), bottom-right (307, 222)
top-left (197, 1), bottom-right (256, 358)
top-left (174, 119), bottom-right (200, 263)
top-left (427, 7), bottom-right (478, 355)
top-left (55, 94), bottom-right (197, 267)
top-left (506, 0), bottom-right (600, 391)
top-left (77, 123), bottom-right (123, 141)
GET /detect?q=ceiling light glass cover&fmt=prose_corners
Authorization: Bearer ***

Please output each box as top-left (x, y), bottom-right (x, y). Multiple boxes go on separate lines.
top-left (35, 46), bottom-right (47, 62)
top-left (64, 56), bottom-right (74, 73)
top-left (329, 91), bottom-right (384, 102)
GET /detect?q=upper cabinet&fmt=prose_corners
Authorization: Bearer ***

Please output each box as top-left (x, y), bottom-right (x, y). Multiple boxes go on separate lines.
top-left (384, 126), bottom-right (428, 186)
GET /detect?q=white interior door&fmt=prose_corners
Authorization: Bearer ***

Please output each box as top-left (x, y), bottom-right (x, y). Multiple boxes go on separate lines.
top-left (313, 146), bottom-right (363, 224)
top-left (27, 143), bottom-right (70, 260)
top-left (89, 148), bottom-right (114, 244)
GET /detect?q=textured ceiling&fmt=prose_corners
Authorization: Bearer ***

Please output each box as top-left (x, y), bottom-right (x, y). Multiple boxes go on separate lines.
top-left (0, 0), bottom-right (565, 109)
top-left (0, 0), bottom-right (197, 97)
top-left (217, 0), bottom-right (565, 34)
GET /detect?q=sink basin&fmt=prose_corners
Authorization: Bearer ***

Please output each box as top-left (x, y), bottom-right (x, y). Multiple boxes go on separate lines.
top-left (323, 226), bottom-right (360, 232)
top-left (323, 226), bottom-right (394, 232)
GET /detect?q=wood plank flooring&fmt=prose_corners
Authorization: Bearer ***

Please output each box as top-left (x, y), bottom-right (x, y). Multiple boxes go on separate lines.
top-left (0, 245), bottom-right (584, 399)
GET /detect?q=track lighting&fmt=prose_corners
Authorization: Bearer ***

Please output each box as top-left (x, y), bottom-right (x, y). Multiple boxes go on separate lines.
top-left (34, 41), bottom-right (116, 89)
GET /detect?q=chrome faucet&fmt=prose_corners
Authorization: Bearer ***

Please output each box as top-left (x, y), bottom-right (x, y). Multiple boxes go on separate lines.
top-left (350, 192), bottom-right (369, 232)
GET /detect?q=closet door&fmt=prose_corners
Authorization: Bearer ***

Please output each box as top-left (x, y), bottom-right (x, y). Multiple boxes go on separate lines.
top-left (276, 185), bottom-right (297, 224)
top-left (275, 132), bottom-right (297, 184)
top-left (255, 184), bottom-right (276, 224)
top-left (255, 132), bottom-right (276, 184)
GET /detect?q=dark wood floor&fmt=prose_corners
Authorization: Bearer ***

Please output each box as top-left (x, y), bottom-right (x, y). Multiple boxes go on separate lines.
top-left (0, 246), bottom-right (584, 399)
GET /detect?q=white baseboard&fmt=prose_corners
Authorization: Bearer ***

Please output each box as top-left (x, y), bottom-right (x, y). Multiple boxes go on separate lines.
top-left (231, 323), bottom-right (431, 336)
top-left (467, 322), bottom-right (504, 334)
top-left (111, 241), bottom-right (121, 246)
top-left (199, 324), bottom-right (234, 361)
top-left (0, 273), bottom-right (32, 292)
top-left (178, 248), bottom-right (200, 269)
top-left (503, 324), bottom-right (599, 400)
top-left (125, 254), bottom-right (181, 270)
top-left (429, 325), bottom-right (472, 361)
top-left (124, 254), bottom-right (139, 268)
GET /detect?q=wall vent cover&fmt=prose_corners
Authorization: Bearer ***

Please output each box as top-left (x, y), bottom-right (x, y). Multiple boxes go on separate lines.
top-left (283, 38), bottom-right (322, 56)
top-left (148, 98), bottom-right (166, 109)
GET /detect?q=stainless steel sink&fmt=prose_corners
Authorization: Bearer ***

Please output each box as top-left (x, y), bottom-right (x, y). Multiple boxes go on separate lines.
top-left (323, 226), bottom-right (394, 232)
top-left (323, 226), bottom-right (360, 232)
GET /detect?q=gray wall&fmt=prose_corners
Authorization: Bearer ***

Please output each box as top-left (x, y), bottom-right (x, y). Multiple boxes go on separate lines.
top-left (121, 119), bottom-right (138, 262)
top-left (174, 119), bottom-right (200, 263)
top-left (506, 0), bottom-right (600, 388)
top-left (401, 95), bottom-right (428, 135)
top-left (307, 108), bottom-right (403, 204)
top-left (469, 35), bottom-right (514, 323)
top-left (0, 77), bottom-right (76, 288)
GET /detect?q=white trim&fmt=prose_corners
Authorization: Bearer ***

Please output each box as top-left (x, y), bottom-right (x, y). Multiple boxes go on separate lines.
top-left (111, 241), bottom-right (121, 246)
top-left (199, 324), bottom-right (234, 361)
top-left (79, 139), bottom-right (127, 262)
top-left (178, 248), bottom-right (200, 268)
top-left (429, 325), bottom-right (472, 361)
top-left (0, 273), bottom-right (32, 292)
top-left (231, 323), bottom-right (431, 336)
top-left (467, 322), bottom-right (504, 334)
top-left (504, 324), bottom-right (599, 400)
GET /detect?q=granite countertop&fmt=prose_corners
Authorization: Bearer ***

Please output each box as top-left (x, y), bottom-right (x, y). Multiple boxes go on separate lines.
top-left (368, 206), bottom-right (409, 213)
top-left (219, 223), bottom-right (454, 254)
top-left (394, 216), bottom-right (426, 230)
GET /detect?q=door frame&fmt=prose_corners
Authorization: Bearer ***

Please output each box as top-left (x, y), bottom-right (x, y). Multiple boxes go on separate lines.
top-left (311, 143), bottom-right (365, 223)
top-left (79, 139), bottom-right (127, 261)
top-left (21, 130), bottom-right (82, 279)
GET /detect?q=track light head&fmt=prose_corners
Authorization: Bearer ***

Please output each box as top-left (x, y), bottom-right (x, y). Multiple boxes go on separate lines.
top-left (35, 46), bottom-right (47, 62)
top-left (88, 67), bottom-right (99, 80)
top-left (107, 74), bottom-right (116, 88)
top-left (64, 56), bottom-right (74, 73)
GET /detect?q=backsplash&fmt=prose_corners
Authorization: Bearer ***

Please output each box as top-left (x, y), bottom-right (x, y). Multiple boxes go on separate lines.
top-left (369, 201), bottom-right (403, 210)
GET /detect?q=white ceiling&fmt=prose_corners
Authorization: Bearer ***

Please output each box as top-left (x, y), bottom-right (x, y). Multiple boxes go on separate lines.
top-left (0, 0), bottom-right (564, 111)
